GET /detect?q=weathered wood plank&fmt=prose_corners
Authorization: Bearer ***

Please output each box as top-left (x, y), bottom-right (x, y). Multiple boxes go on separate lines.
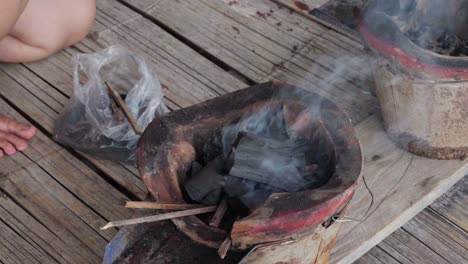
top-left (0, 154), bottom-right (105, 262)
top-left (359, 196), bottom-right (468, 263)
top-left (0, 98), bottom-right (136, 260)
top-left (272, 0), bottom-right (361, 41)
top-left (0, 1), bottom-right (465, 264)
top-left (136, 0), bottom-right (363, 63)
top-left (430, 176), bottom-right (468, 231)
top-left (0, 214), bottom-right (58, 264)
top-left (377, 228), bottom-right (452, 264)
top-left (274, 0), bottom-right (329, 11)
top-left (91, 0), bottom-right (246, 103)
top-left (88, 1), bottom-right (467, 263)
top-left (0, 190), bottom-right (91, 263)
top-left (0, 64), bottom-right (148, 200)
top-left (353, 253), bottom-right (384, 264)
top-left (359, 246), bottom-right (400, 264)
top-left (330, 115), bottom-right (468, 264)
top-left (0, 97), bottom-right (134, 227)
top-left (2, 0), bottom-right (252, 202)
top-left (265, 51), bottom-right (377, 123)
top-left (121, 0), bottom-right (375, 124)
top-left (353, 246), bottom-right (397, 264)
top-left (0, 237), bottom-right (28, 264)
top-left (401, 208), bottom-right (468, 264)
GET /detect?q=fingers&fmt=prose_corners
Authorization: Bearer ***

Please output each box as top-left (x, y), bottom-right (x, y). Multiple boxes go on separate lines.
top-left (0, 119), bottom-right (32, 156)
top-left (0, 130), bottom-right (28, 150)
top-left (0, 116), bottom-right (36, 139)
top-left (0, 138), bottom-right (17, 155)
top-left (0, 116), bottom-right (35, 157)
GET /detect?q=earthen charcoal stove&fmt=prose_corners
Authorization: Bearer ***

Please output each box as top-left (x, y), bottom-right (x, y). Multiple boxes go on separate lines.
top-left (131, 82), bottom-right (362, 263)
top-left (358, 0), bottom-right (468, 159)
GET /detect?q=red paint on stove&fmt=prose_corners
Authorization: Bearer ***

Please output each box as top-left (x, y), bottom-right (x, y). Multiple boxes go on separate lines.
top-left (236, 188), bottom-right (353, 235)
top-left (359, 21), bottom-right (468, 79)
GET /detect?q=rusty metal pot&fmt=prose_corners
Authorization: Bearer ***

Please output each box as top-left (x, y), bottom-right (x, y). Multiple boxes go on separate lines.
top-left (359, 3), bottom-right (468, 159)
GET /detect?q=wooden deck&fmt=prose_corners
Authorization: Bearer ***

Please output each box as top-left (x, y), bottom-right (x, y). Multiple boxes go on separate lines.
top-left (0, 0), bottom-right (466, 263)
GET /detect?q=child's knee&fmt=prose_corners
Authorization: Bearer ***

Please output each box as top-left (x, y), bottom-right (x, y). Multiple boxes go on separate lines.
top-left (0, 0), bottom-right (96, 62)
top-left (65, 0), bottom-right (96, 46)
top-left (36, 0), bottom-right (96, 54)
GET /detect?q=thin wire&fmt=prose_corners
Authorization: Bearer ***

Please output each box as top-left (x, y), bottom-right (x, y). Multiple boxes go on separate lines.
top-left (333, 173), bottom-right (375, 223)
top-left (334, 155), bottom-right (414, 224)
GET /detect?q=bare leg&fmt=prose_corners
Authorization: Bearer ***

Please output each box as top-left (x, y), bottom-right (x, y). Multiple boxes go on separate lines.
top-left (0, 35), bottom-right (50, 62)
top-left (0, 0), bottom-right (95, 62)
top-left (0, 116), bottom-right (36, 157)
top-left (0, 0), bottom-right (94, 157)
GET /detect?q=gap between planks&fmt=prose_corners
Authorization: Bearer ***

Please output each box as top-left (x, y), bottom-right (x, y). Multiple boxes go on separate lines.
top-left (0, 97), bottom-right (137, 260)
top-left (330, 115), bottom-right (468, 264)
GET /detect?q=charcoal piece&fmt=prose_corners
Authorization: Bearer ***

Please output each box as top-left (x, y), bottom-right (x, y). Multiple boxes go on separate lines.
top-left (224, 148), bottom-right (235, 173)
top-left (221, 106), bottom-right (289, 158)
top-left (225, 197), bottom-right (250, 217)
top-left (283, 104), bottom-right (315, 140)
top-left (190, 161), bottom-right (203, 178)
top-left (239, 190), bottom-right (275, 211)
top-left (223, 176), bottom-right (285, 197)
top-left (221, 132), bottom-right (244, 172)
top-left (229, 133), bottom-right (314, 192)
top-left (203, 131), bottom-right (223, 164)
top-left (222, 175), bottom-right (284, 213)
top-left (244, 106), bottom-right (288, 141)
top-left (185, 157), bottom-right (225, 203)
top-left (304, 126), bottom-right (335, 189)
top-left (301, 164), bottom-right (319, 181)
top-left (237, 181), bottom-right (285, 211)
top-left (199, 188), bottom-right (223, 205)
top-left (223, 177), bottom-right (255, 198)
top-left (368, 0), bottom-right (401, 16)
top-left (405, 24), bottom-right (468, 56)
top-left (450, 42), bottom-right (468, 56)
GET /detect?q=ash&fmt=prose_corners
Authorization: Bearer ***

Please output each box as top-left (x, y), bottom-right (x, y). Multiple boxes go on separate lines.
top-left (406, 27), bottom-right (468, 56)
top-left (372, 0), bottom-right (468, 56)
top-left (184, 105), bottom-right (333, 216)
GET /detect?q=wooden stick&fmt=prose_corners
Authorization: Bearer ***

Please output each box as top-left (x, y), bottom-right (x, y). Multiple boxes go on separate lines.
top-left (101, 206), bottom-right (217, 230)
top-left (125, 201), bottom-right (204, 210)
top-left (209, 199), bottom-right (228, 227)
top-left (105, 82), bottom-right (143, 135)
top-left (110, 98), bottom-right (125, 122)
top-left (217, 237), bottom-right (232, 259)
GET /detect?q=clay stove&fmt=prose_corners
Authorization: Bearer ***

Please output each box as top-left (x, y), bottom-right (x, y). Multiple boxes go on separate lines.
top-left (359, 0), bottom-right (468, 159)
top-left (137, 82), bottom-right (362, 263)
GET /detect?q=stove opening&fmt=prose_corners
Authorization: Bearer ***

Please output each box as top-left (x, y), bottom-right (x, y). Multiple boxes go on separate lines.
top-left (183, 103), bottom-right (336, 229)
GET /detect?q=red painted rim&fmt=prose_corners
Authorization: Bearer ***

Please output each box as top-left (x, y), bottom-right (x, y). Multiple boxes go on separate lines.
top-left (358, 20), bottom-right (468, 80)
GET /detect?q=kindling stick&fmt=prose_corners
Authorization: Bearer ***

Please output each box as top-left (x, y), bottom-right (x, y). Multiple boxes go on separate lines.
top-left (217, 215), bottom-right (239, 259)
top-left (105, 82), bottom-right (143, 135)
top-left (109, 97), bottom-right (125, 122)
top-left (125, 201), bottom-right (204, 210)
top-left (100, 206), bottom-right (217, 230)
top-left (217, 237), bottom-right (232, 259)
top-left (209, 199), bottom-right (228, 227)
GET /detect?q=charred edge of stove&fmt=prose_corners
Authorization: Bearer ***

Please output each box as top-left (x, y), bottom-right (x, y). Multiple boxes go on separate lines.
top-left (171, 217), bottom-right (228, 248)
top-left (387, 130), bottom-right (468, 160)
